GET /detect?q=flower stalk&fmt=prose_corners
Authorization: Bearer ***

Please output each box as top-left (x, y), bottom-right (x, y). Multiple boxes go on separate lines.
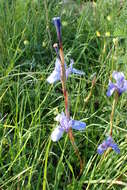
top-left (68, 130), bottom-right (84, 176)
top-left (84, 76), bottom-right (96, 104)
top-left (110, 92), bottom-right (119, 136)
top-left (59, 44), bottom-right (70, 118)
top-left (53, 17), bottom-right (83, 175)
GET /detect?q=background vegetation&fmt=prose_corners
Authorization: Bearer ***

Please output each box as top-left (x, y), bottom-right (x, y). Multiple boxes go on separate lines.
top-left (0, 0), bottom-right (127, 189)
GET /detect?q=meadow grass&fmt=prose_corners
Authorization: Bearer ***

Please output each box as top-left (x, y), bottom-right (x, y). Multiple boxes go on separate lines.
top-left (0, 0), bottom-right (127, 189)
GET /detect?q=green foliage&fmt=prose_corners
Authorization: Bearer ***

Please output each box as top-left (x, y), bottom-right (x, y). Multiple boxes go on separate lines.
top-left (0, 0), bottom-right (127, 189)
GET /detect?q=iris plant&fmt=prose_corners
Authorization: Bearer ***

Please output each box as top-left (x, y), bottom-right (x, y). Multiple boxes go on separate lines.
top-left (97, 71), bottom-right (125, 155)
top-left (47, 16), bottom-right (86, 175)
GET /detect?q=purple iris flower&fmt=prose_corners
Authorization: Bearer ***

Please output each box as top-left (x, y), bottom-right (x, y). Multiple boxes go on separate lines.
top-left (52, 17), bottom-right (62, 44)
top-left (106, 71), bottom-right (127, 96)
top-left (97, 136), bottom-right (120, 155)
top-left (51, 112), bottom-right (86, 142)
top-left (47, 58), bottom-right (85, 84)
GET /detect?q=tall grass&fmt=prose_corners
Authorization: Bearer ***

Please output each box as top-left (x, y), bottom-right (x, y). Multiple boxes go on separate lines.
top-left (0, 0), bottom-right (127, 189)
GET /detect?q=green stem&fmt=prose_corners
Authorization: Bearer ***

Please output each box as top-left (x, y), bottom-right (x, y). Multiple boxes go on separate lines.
top-left (110, 92), bottom-right (119, 136)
